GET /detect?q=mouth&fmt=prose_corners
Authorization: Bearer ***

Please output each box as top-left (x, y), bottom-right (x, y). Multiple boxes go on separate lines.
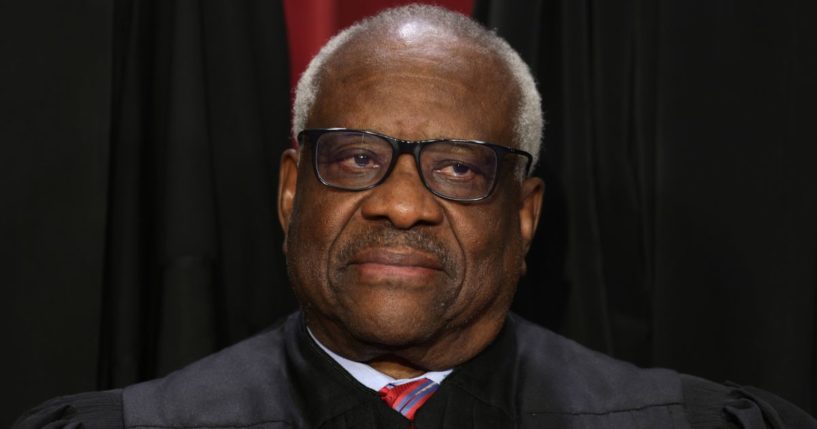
top-left (347, 247), bottom-right (445, 279)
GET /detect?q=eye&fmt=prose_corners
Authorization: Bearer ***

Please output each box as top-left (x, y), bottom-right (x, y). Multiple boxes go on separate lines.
top-left (352, 153), bottom-right (372, 167)
top-left (434, 161), bottom-right (481, 180)
top-left (451, 163), bottom-right (471, 175)
top-left (334, 149), bottom-right (383, 170)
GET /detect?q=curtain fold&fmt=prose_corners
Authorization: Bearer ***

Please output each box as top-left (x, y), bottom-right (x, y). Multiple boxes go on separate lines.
top-left (1, 1), bottom-right (114, 425)
top-left (98, 0), bottom-right (295, 388)
top-left (475, 0), bottom-right (817, 414)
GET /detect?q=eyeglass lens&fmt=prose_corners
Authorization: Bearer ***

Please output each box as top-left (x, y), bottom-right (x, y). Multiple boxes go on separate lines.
top-left (314, 131), bottom-right (499, 200)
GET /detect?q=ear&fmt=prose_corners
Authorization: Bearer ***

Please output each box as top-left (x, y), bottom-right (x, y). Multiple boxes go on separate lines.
top-left (278, 148), bottom-right (300, 254)
top-left (518, 176), bottom-right (545, 255)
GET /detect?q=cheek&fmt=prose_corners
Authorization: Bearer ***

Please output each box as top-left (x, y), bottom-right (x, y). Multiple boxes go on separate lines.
top-left (452, 201), bottom-right (523, 307)
top-left (287, 178), bottom-right (361, 300)
top-left (292, 161), bottom-right (359, 243)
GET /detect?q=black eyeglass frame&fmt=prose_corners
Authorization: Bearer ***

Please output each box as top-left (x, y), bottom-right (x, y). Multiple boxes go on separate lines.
top-left (297, 128), bottom-right (534, 202)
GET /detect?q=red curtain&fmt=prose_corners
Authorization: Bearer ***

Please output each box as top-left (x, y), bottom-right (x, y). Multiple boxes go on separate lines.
top-left (284, 0), bottom-right (474, 92)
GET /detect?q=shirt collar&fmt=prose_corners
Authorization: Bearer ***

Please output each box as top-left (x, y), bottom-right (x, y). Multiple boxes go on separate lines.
top-left (307, 328), bottom-right (452, 391)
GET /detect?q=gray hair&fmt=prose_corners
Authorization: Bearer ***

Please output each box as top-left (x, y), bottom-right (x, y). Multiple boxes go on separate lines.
top-left (292, 4), bottom-right (543, 170)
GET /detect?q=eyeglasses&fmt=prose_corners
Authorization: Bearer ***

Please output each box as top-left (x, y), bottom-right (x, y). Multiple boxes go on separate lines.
top-left (298, 128), bottom-right (533, 202)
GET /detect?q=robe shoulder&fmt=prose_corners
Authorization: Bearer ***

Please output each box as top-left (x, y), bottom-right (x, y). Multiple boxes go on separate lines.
top-left (511, 314), bottom-right (685, 415)
top-left (13, 316), bottom-right (299, 429)
top-left (509, 314), bottom-right (816, 428)
top-left (122, 318), bottom-right (298, 428)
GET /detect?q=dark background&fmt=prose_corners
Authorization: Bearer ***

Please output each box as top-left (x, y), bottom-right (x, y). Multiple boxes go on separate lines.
top-left (2, 0), bottom-right (815, 426)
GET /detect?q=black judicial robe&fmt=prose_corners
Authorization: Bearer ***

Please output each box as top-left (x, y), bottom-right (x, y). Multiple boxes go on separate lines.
top-left (14, 312), bottom-right (817, 428)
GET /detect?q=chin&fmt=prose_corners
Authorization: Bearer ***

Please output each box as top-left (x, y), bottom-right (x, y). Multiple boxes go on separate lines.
top-left (330, 276), bottom-right (457, 346)
top-left (340, 302), bottom-right (447, 348)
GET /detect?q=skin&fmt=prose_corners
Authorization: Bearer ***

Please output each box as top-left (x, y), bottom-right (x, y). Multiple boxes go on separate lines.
top-left (278, 21), bottom-right (544, 378)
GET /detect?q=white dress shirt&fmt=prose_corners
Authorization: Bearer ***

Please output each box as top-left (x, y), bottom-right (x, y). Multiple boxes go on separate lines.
top-left (308, 328), bottom-right (452, 391)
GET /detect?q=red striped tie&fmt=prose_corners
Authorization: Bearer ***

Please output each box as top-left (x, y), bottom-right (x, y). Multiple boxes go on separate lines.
top-left (378, 378), bottom-right (439, 421)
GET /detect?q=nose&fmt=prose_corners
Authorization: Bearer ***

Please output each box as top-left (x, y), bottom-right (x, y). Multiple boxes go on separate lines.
top-left (359, 154), bottom-right (444, 229)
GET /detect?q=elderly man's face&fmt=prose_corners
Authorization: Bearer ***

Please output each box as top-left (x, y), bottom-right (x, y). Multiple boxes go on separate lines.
top-left (279, 29), bottom-right (543, 368)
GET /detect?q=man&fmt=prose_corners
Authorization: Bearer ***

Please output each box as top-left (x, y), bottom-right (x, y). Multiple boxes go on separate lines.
top-left (15, 5), bottom-right (816, 429)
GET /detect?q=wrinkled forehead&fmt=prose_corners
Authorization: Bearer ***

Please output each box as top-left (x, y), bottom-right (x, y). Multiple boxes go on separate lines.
top-left (309, 21), bottom-right (519, 145)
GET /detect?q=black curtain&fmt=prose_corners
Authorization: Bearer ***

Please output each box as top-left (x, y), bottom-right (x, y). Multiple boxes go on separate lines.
top-left (99, 0), bottom-right (295, 387)
top-left (475, 0), bottom-right (817, 414)
top-left (1, 0), bottom-right (294, 425)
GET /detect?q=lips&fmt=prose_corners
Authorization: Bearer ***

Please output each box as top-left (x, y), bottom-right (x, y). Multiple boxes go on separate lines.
top-left (346, 247), bottom-right (448, 283)
top-left (348, 247), bottom-right (445, 272)
top-left (334, 226), bottom-right (455, 281)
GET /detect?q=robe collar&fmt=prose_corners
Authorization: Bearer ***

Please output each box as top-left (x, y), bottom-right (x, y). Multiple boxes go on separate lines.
top-left (284, 312), bottom-right (518, 427)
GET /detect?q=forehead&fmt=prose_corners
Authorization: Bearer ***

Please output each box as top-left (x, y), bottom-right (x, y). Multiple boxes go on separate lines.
top-left (307, 26), bottom-right (519, 147)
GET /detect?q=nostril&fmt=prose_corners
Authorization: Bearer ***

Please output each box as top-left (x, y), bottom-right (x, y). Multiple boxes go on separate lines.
top-left (360, 180), bottom-right (444, 229)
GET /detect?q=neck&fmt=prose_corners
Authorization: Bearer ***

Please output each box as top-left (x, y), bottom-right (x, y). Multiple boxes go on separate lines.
top-left (368, 355), bottom-right (426, 379)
